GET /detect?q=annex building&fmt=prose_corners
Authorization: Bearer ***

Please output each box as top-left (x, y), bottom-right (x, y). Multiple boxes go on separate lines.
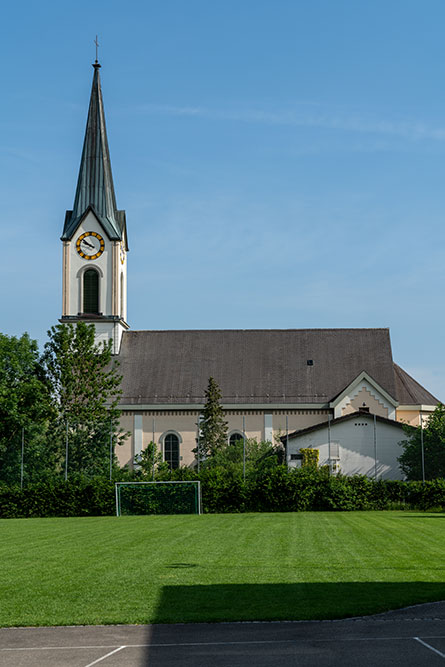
top-left (60, 61), bottom-right (439, 478)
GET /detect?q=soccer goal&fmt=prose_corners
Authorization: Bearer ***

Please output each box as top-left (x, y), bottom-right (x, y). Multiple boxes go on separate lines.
top-left (115, 481), bottom-right (202, 516)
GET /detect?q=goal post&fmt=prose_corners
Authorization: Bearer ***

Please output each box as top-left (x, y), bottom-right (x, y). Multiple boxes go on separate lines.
top-left (115, 481), bottom-right (202, 516)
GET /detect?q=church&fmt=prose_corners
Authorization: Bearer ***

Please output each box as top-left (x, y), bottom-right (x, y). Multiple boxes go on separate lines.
top-left (60, 61), bottom-right (439, 478)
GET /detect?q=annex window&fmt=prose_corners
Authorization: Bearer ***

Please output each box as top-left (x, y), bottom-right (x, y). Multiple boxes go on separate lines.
top-left (164, 433), bottom-right (180, 470)
top-left (83, 269), bottom-right (99, 314)
top-left (229, 432), bottom-right (244, 446)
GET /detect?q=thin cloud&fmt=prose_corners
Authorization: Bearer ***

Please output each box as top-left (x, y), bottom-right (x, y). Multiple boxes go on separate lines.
top-left (133, 103), bottom-right (445, 142)
top-left (0, 146), bottom-right (42, 163)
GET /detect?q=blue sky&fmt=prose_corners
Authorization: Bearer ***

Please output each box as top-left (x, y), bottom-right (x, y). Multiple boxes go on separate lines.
top-left (1, 0), bottom-right (445, 399)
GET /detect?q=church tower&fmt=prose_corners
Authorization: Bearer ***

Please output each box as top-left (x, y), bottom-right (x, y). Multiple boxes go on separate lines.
top-left (60, 60), bottom-right (129, 354)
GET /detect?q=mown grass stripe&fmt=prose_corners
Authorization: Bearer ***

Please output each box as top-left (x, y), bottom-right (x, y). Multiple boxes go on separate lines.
top-left (1, 512), bottom-right (445, 626)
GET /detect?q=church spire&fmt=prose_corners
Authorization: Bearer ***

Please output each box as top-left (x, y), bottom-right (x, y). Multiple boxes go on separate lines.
top-left (62, 62), bottom-right (126, 242)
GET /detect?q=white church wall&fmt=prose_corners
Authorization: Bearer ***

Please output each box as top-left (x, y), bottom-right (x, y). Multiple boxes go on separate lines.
top-left (117, 413), bottom-right (134, 468)
top-left (272, 410), bottom-right (331, 438)
top-left (396, 407), bottom-right (437, 427)
top-left (116, 408), bottom-right (339, 470)
top-left (264, 414), bottom-right (273, 442)
top-left (287, 415), bottom-right (405, 480)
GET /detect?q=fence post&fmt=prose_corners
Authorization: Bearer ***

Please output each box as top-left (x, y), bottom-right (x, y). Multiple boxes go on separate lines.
top-left (328, 413), bottom-right (331, 474)
top-left (109, 419), bottom-right (113, 482)
top-left (285, 415), bottom-right (289, 467)
top-left (20, 427), bottom-right (24, 489)
top-left (152, 417), bottom-right (156, 480)
top-left (243, 416), bottom-right (246, 481)
top-left (420, 413), bottom-right (425, 483)
top-left (373, 414), bottom-right (377, 481)
top-left (65, 420), bottom-right (69, 481)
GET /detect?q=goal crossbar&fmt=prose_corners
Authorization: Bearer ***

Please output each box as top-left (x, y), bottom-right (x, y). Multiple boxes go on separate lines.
top-left (115, 481), bottom-right (202, 516)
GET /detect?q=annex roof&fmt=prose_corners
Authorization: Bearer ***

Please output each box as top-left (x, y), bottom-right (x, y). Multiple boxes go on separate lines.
top-left (283, 409), bottom-right (407, 442)
top-left (61, 63), bottom-right (127, 244)
top-left (115, 328), bottom-right (434, 407)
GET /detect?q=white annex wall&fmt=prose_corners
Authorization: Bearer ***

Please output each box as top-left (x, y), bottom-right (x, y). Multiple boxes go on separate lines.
top-left (287, 415), bottom-right (405, 480)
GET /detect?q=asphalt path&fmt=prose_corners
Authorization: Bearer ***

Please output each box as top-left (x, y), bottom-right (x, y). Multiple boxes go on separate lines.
top-left (1, 601), bottom-right (445, 666)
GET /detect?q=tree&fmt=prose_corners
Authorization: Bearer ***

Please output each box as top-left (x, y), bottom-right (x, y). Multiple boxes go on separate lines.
top-left (209, 437), bottom-right (281, 479)
top-left (133, 442), bottom-right (168, 478)
top-left (398, 404), bottom-right (445, 480)
top-left (197, 377), bottom-right (228, 461)
top-left (0, 333), bottom-right (54, 485)
top-left (42, 322), bottom-right (127, 478)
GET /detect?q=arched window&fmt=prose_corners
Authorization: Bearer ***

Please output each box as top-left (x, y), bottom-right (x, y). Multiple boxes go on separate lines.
top-left (83, 269), bottom-right (99, 314)
top-left (229, 432), bottom-right (243, 446)
top-left (164, 433), bottom-right (180, 469)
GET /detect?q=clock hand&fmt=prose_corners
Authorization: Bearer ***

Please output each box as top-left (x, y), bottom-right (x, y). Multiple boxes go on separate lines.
top-left (82, 240), bottom-right (95, 249)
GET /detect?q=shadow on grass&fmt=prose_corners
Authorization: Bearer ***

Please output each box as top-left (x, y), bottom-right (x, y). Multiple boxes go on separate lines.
top-left (396, 515), bottom-right (445, 518)
top-left (151, 581), bottom-right (445, 624)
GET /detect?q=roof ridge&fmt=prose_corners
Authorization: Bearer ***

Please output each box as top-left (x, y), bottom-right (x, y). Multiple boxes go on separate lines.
top-left (125, 327), bottom-right (390, 334)
top-left (284, 409), bottom-right (405, 441)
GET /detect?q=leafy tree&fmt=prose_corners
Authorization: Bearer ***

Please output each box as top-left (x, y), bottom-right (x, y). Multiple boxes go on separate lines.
top-left (398, 404), bottom-right (445, 480)
top-left (197, 377), bottom-right (228, 461)
top-left (0, 333), bottom-right (54, 485)
top-left (209, 438), bottom-right (281, 479)
top-left (300, 448), bottom-right (319, 469)
top-left (133, 442), bottom-right (168, 478)
top-left (42, 322), bottom-right (126, 478)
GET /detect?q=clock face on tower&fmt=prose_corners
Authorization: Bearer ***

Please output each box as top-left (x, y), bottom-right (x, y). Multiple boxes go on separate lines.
top-left (120, 241), bottom-right (126, 265)
top-left (76, 232), bottom-right (105, 260)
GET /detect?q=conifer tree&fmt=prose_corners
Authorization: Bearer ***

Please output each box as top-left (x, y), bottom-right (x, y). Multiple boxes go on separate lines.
top-left (198, 377), bottom-right (228, 460)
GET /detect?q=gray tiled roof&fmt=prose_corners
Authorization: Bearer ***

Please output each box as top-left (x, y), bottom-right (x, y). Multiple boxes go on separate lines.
top-left (393, 363), bottom-right (439, 405)
top-left (116, 328), bottom-right (427, 406)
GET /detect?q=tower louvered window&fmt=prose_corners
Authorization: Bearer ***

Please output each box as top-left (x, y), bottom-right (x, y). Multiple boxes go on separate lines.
top-left (83, 269), bottom-right (99, 314)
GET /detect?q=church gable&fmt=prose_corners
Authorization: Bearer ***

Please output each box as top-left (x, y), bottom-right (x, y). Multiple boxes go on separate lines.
top-left (341, 386), bottom-right (388, 418)
top-left (66, 206), bottom-right (111, 242)
top-left (62, 205), bottom-right (122, 243)
top-left (331, 371), bottom-right (398, 420)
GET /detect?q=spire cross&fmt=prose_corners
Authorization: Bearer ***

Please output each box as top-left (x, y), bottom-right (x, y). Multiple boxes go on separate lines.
top-left (94, 35), bottom-right (99, 63)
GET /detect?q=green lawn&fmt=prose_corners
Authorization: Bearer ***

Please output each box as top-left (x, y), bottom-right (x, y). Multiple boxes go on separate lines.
top-left (2, 512), bottom-right (445, 627)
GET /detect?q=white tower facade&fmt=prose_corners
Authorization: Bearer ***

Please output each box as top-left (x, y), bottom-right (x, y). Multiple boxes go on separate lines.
top-left (60, 61), bottom-right (129, 354)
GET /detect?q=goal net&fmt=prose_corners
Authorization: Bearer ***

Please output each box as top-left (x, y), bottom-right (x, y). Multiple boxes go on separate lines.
top-left (115, 481), bottom-right (201, 516)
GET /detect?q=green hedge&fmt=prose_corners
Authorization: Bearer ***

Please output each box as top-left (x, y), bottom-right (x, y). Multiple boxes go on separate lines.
top-left (0, 478), bottom-right (114, 518)
top-left (2, 469), bottom-right (445, 518)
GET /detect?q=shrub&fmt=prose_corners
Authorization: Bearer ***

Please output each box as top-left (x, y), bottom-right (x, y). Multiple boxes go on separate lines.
top-left (2, 471), bottom-right (445, 518)
top-left (0, 478), bottom-right (114, 518)
top-left (300, 448), bottom-right (319, 469)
